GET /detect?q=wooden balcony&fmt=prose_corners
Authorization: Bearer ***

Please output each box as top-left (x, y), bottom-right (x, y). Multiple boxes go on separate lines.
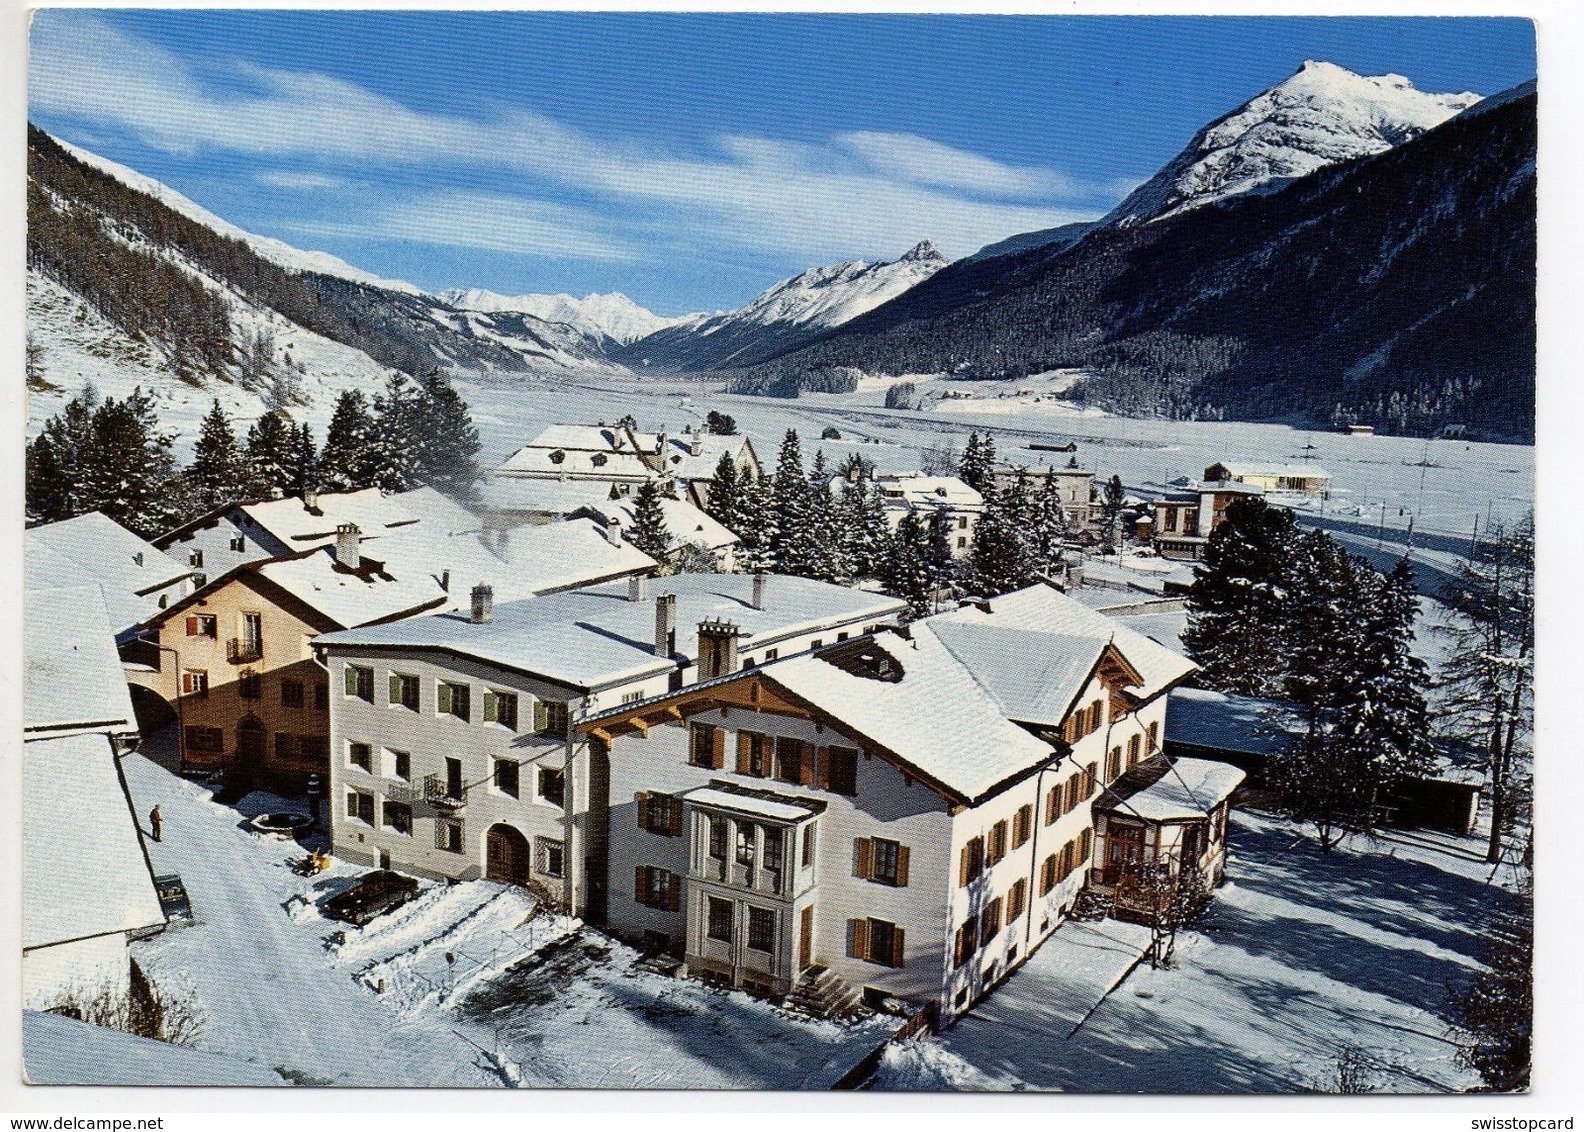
top-left (424, 774), bottom-right (465, 810)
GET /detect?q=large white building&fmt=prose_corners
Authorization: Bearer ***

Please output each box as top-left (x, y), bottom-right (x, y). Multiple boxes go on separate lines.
top-left (316, 574), bottom-right (906, 905)
top-left (578, 582), bottom-right (1212, 1022)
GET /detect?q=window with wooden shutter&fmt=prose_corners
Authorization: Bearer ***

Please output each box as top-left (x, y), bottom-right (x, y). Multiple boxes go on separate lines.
top-left (1085, 763), bottom-right (1098, 798)
top-left (825, 746), bottom-right (858, 795)
top-left (1045, 785), bottom-right (1059, 825)
top-left (959, 836), bottom-right (984, 887)
top-left (894, 845), bottom-right (910, 887)
top-left (1107, 747), bottom-right (1122, 781)
top-left (981, 898), bottom-right (1002, 942)
top-left (690, 723), bottom-right (720, 768)
top-left (636, 791), bottom-right (651, 832)
top-left (774, 736), bottom-right (804, 785)
top-left (1128, 734), bottom-right (1141, 766)
top-left (1079, 828), bottom-right (1093, 867)
top-left (801, 821), bottom-right (816, 867)
top-left (987, 820), bottom-right (1007, 865)
top-left (634, 865), bottom-right (648, 904)
top-left (1008, 878), bottom-right (1027, 923)
top-left (1040, 854), bottom-right (1057, 895)
top-left (851, 917), bottom-right (871, 961)
top-left (955, 921), bottom-right (979, 966)
top-left (888, 924), bottom-right (906, 968)
top-left (1148, 721), bottom-right (1160, 754)
top-left (534, 699), bottom-right (549, 733)
top-left (1066, 775), bottom-right (1082, 812)
top-left (1013, 805), bottom-right (1032, 848)
top-left (854, 837), bottom-right (874, 880)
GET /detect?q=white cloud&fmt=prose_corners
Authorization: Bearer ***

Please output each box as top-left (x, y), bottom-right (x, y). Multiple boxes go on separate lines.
top-left (254, 170), bottom-right (348, 191)
top-left (29, 13), bottom-right (1118, 265)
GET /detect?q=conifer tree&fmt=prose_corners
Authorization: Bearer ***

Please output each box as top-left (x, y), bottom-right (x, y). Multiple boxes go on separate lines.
top-left (25, 384), bottom-right (99, 524)
top-left (734, 473), bottom-right (778, 573)
top-left (1452, 886), bottom-right (1532, 1091)
top-left (243, 409), bottom-right (296, 500)
top-left (958, 430), bottom-right (997, 493)
top-left (885, 511), bottom-right (937, 619)
top-left (188, 399), bottom-right (242, 510)
top-left (318, 389), bottom-right (380, 492)
top-left (415, 371), bottom-right (482, 500)
top-left (288, 421), bottom-right (318, 498)
top-left (704, 450), bottom-right (743, 535)
top-left (1034, 472), bottom-right (1071, 572)
top-left (81, 387), bottom-right (181, 537)
top-left (772, 429), bottom-right (818, 575)
top-left (969, 475), bottom-right (1038, 597)
top-left (628, 478), bottom-right (672, 561)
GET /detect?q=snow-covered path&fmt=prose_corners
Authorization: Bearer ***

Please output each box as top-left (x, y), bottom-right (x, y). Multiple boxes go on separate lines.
top-left (121, 752), bottom-right (500, 1086)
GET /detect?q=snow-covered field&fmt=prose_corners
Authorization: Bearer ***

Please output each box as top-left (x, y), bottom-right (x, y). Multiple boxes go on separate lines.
top-left (874, 809), bottom-right (1517, 1093)
top-left (103, 732), bottom-right (892, 1089)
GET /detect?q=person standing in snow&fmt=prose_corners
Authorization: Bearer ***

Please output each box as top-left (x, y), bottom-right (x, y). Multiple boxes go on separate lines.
top-left (149, 804), bottom-right (162, 843)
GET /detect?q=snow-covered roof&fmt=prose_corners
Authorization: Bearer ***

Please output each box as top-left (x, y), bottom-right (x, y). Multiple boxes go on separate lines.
top-left (1207, 463), bottom-right (1333, 481)
top-left (388, 486), bottom-right (482, 537)
top-left (929, 622), bottom-right (1104, 727)
top-left (239, 487), bottom-right (422, 549)
top-left (581, 496), bottom-right (740, 554)
top-left (24, 1012), bottom-right (285, 1086)
top-left (25, 512), bottom-right (191, 636)
top-left (1099, 755), bottom-right (1245, 822)
top-left (1165, 687), bottom-right (1304, 757)
top-left (876, 475), bottom-right (984, 511)
top-left (478, 477), bottom-right (618, 517)
top-left (319, 573), bottom-right (905, 693)
top-left (524, 423), bottom-right (645, 453)
top-left (657, 432), bottom-right (756, 481)
top-left (255, 547), bottom-right (448, 629)
top-left (496, 446), bottom-right (654, 481)
top-left (765, 627), bottom-right (1056, 802)
top-left (23, 732), bottom-right (165, 950)
top-left (937, 583), bottom-right (1198, 701)
top-left (25, 585), bottom-right (137, 738)
top-left (680, 784), bottom-right (822, 823)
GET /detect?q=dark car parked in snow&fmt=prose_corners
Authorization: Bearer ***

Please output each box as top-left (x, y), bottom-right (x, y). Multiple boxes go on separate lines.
top-left (321, 870), bottom-right (419, 927)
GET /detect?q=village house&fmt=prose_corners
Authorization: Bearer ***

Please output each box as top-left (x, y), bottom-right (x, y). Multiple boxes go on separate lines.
top-left (572, 494), bottom-right (742, 570)
top-left (1145, 480), bottom-right (1266, 560)
top-left (23, 585), bottom-right (166, 1013)
top-left (1203, 462), bottom-right (1332, 499)
top-left (575, 581), bottom-right (1207, 1022)
top-left (128, 515), bottom-right (654, 789)
top-left (990, 458), bottom-right (1095, 533)
top-left (314, 573), bottom-right (906, 907)
top-left (25, 512), bottom-right (194, 641)
top-left (488, 423), bottom-right (761, 513)
top-left (871, 475), bottom-right (983, 557)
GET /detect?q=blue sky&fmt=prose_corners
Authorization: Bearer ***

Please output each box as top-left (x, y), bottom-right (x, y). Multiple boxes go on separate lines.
top-left (28, 11), bottom-right (1535, 314)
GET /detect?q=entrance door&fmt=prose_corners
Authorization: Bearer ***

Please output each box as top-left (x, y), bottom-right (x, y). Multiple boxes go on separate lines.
top-left (1104, 822), bottom-right (1147, 885)
top-left (485, 824), bottom-right (531, 886)
top-left (236, 716), bottom-right (266, 765)
top-left (799, 905), bottom-right (814, 970)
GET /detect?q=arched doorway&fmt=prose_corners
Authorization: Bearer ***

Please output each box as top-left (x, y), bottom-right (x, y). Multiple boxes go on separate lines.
top-left (485, 824), bottom-right (531, 886)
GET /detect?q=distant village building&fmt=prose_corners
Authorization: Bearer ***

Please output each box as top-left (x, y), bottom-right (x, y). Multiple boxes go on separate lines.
top-left (871, 475), bottom-right (984, 556)
top-left (1147, 480), bottom-right (1265, 561)
top-left (23, 586), bottom-right (165, 1012)
top-left (1202, 462), bottom-right (1332, 499)
top-left (489, 423), bottom-right (761, 513)
top-left (574, 495), bottom-right (741, 570)
top-left (315, 574), bottom-right (906, 907)
top-left (130, 490), bottom-right (654, 789)
top-left (1343, 423), bottom-right (1376, 437)
top-left (990, 459), bottom-right (1095, 532)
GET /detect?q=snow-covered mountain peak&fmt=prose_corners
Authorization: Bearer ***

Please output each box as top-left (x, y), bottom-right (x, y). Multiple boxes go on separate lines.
top-left (436, 288), bottom-right (690, 345)
top-left (1104, 61), bottom-right (1482, 226)
top-left (732, 242), bottom-right (949, 330)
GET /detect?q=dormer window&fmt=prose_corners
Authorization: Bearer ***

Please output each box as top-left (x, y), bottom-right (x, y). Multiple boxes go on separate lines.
top-left (229, 534), bottom-right (246, 553)
top-left (549, 450), bottom-right (567, 464)
top-left (591, 453), bottom-right (608, 467)
top-left (189, 549), bottom-right (204, 568)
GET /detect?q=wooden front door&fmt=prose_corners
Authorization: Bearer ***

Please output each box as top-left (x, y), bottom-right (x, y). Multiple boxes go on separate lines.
top-left (485, 823), bottom-right (531, 886)
top-left (799, 905), bottom-right (814, 970)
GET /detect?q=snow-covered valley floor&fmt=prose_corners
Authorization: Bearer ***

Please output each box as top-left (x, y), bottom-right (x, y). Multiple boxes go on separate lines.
top-left (110, 736), bottom-right (892, 1089)
top-left (874, 810), bottom-right (1517, 1093)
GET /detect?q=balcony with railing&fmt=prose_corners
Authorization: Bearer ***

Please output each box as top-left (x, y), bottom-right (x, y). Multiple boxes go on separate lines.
top-left (424, 774), bottom-right (466, 810)
top-left (227, 637), bottom-right (264, 664)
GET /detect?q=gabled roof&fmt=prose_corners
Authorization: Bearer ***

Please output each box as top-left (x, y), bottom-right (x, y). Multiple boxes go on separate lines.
top-left (657, 433), bottom-right (759, 481)
top-left (578, 496), bottom-right (740, 554)
top-left (876, 475), bottom-right (984, 511)
top-left (478, 477), bottom-right (618, 517)
top-left (253, 546), bottom-right (449, 630)
top-left (929, 622), bottom-right (1107, 727)
top-left (1096, 754), bottom-right (1245, 822)
top-left (936, 582), bottom-right (1198, 701)
top-left (319, 573), bottom-right (905, 693)
top-left (23, 732), bottom-right (165, 950)
top-left (25, 513), bottom-right (191, 636)
top-left (763, 627), bottom-right (1059, 804)
top-left (25, 586), bottom-right (137, 737)
top-left (238, 488), bottom-right (420, 549)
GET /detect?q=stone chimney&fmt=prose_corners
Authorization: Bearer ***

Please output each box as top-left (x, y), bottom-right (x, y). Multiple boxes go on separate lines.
top-left (441, 569), bottom-right (451, 592)
top-left (628, 573), bottom-right (648, 603)
top-left (304, 488), bottom-right (320, 511)
top-left (335, 523), bottom-right (361, 570)
top-left (654, 593), bottom-right (677, 658)
top-left (697, 618), bottom-right (742, 680)
top-left (689, 428), bottom-right (703, 457)
top-left (471, 583), bottom-right (494, 624)
top-left (751, 570), bottom-right (767, 611)
top-left (605, 515), bottom-right (624, 546)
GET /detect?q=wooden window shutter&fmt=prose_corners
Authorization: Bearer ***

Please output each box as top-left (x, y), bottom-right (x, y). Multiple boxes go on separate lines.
top-left (533, 699), bottom-right (549, 732)
top-left (389, 673), bottom-right (400, 703)
top-left (710, 727), bottom-right (726, 769)
top-left (635, 865), bottom-right (647, 904)
top-left (815, 747), bottom-right (830, 790)
top-left (736, 732), bottom-right (753, 774)
top-left (345, 666), bottom-right (357, 696)
top-left (852, 917), bottom-right (871, 961)
top-left (854, 837), bottom-right (874, 880)
top-left (666, 874), bottom-right (681, 912)
top-left (890, 926), bottom-right (905, 968)
top-left (669, 799), bottom-right (683, 837)
top-left (959, 844), bottom-right (971, 887)
top-left (185, 615), bottom-right (198, 636)
top-left (798, 741), bottom-right (815, 786)
top-left (636, 792), bottom-right (651, 832)
top-left (895, 845), bottom-right (910, 887)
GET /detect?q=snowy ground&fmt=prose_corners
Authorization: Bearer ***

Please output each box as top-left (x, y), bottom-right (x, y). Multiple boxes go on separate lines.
top-left (873, 810), bottom-right (1517, 1094)
top-left (108, 732), bottom-right (893, 1089)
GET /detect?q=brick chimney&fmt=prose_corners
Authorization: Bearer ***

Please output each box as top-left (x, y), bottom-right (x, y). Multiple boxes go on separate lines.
top-left (751, 570), bottom-right (767, 611)
top-left (654, 593), bottom-right (677, 657)
top-left (471, 583), bottom-right (494, 624)
top-left (628, 573), bottom-right (648, 603)
top-left (335, 523), bottom-right (361, 570)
